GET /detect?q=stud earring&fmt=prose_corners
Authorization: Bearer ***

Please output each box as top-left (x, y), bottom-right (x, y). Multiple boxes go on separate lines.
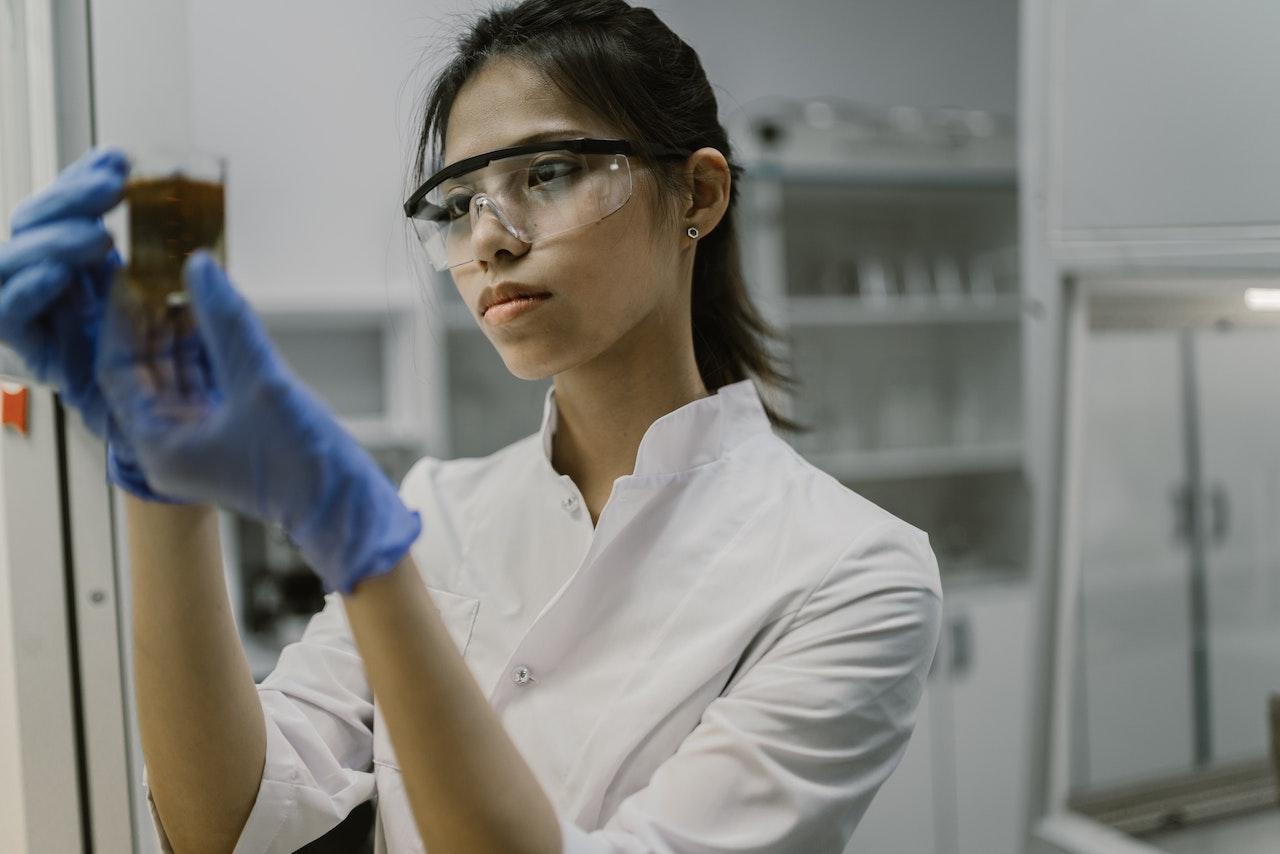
top-left (687, 226), bottom-right (700, 239)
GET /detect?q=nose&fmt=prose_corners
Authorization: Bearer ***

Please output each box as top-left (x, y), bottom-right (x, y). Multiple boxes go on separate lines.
top-left (468, 195), bottom-right (530, 265)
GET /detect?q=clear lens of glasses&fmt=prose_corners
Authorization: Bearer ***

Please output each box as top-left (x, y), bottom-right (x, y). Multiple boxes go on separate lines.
top-left (408, 150), bottom-right (633, 270)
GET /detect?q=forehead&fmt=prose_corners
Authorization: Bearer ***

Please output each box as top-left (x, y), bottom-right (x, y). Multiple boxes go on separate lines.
top-left (441, 57), bottom-right (616, 166)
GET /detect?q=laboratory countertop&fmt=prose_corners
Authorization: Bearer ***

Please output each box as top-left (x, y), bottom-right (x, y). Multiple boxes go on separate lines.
top-left (1142, 804), bottom-right (1280, 854)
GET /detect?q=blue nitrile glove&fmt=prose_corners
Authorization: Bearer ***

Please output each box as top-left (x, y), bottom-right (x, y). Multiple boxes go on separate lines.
top-left (0, 146), bottom-right (172, 501)
top-left (106, 422), bottom-right (188, 504)
top-left (96, 250), bottom-right (422, 594)
top-left (0, 147), bottom-right (125, 436)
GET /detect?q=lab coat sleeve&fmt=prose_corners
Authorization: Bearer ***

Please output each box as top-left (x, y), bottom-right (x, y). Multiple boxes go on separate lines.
top-left (140, 590), bottom-right (376, 854)
top-left (559, 522), bottom-right (944, 854)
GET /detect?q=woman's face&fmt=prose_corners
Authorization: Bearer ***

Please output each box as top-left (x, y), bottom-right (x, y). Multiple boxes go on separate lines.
top-left (440, 57), bottom-right (688, 381)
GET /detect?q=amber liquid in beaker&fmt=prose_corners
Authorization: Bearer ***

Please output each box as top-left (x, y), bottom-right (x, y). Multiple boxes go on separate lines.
top-left (123, 175), bottom-right (225, 315)
top-left (120, 179), bottom-right (225, 391)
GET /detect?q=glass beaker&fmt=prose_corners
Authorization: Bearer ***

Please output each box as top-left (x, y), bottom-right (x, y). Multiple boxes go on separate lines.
top-left (109, 148), bottom-right (226, 393)
top-left (115, 148), bottom-right (226, 321)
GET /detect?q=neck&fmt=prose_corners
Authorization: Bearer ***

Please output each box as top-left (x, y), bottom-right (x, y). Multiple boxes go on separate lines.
top-left (549, 347), bottom-right (708, 496)
top-left (548, 258), bottom-right (710, 507)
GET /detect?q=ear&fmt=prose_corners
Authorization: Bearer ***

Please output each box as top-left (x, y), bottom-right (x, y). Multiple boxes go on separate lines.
top-left (680, 147), bottom-right (732, 240)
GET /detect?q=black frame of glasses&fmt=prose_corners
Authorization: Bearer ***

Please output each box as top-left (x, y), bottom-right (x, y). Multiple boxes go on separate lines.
top-left (402, 138), bottom-right (692, 220)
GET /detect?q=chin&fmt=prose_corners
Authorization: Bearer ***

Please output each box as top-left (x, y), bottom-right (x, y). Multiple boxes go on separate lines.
top-left (495, 348), bottom-right (563, 382)
top-left (490, 321), bottom-right (617, 382)
top-left (506, 364), bottom-right (557, 382)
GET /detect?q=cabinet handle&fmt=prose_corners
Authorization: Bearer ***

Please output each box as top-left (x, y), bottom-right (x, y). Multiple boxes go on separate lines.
top-left (1171, 482), bottom-right (1230, 546)
top-left (1209, 484), bottom-right (1230, 545)
top-left (949, 614), bottom-right (972, 678)
top-left (1171, 482), bottom-right (1194, 546)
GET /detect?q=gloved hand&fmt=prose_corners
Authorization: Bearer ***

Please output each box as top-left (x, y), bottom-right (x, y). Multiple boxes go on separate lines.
top-left (0, 147), bottom-right (125, 437)
top-left (97, 250), bottom-right (422, 594)
top-left (0, 146), bottom-right (174, 502)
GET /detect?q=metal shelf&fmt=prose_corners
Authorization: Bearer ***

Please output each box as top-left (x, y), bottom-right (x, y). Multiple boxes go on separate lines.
top-left (749, 164), bottom-right (1017, 190)
top-left (787, 294), bottom-right (1023, 326)
top-left (802, 442), bottom-right (1024, 482)
top-left (740, 140), bottom-right (1017, 189)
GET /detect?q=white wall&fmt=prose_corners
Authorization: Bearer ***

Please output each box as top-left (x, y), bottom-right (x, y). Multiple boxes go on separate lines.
top-left (90, 0), bottom-right (1017, 309)
top-left (651, 0), bottom-right (1018, 117)
top-left (92, 0), bottom-right (485, 307)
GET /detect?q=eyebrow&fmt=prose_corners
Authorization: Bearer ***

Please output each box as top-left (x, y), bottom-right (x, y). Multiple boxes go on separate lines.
top-left (435, 130), bottom-right (595, 192)
top-left (509, 127), bottom-right (596, 145)
top-left (444, 128), bottom-right (597, 166)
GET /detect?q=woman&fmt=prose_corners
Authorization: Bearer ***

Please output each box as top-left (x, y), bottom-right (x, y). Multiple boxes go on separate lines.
top-left (0, 1), bottom-right (942, 851)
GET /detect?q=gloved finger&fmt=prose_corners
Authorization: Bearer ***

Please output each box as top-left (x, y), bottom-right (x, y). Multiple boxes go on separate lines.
top-left (184, 251), bottom-right (278, 389)
top-left (170, 309), bottom-right (219, 400)
top-left (0, 219), bottom-right (114, 280)
top-left (167, 313), bottom-right (214, 399)
top-left (65, 146), bottom-right (130, 179)
top-left (101, 299), bottom-right (210, 408)
top-left (8, 147), bottom-right (127, 234)
top-left (84, 248), bottom-right (125, 303)
top-left (9, 161), bottom-right (128, 235)
top-left (145, 314), bottom-right (189, 394)
top-left (0, 259), bottom-right (74, 333)
top-left (96, 288), bottom-right (162, 427)
top-left (119, 317), bottom-right (217, 442)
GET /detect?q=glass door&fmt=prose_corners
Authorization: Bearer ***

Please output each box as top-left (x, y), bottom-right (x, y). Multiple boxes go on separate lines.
top-left (1064, 274), bottom-right (1280, 841)
top-left (1073, 328), bottom-right (1194, 790)
top-left (1194, 328), bottom-right (1280, 766)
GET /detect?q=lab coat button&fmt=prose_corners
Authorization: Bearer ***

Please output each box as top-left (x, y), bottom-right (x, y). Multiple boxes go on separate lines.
top-left (561, 494), bottom-right (579, 512)
top-left (512, 665), bottom-right (533, 685)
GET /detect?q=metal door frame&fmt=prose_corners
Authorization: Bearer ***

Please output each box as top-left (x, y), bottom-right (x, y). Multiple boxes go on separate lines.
top-left (2, 0), bottom-right (140, 850)
top-left (52, 0), bottom-right (145, 848)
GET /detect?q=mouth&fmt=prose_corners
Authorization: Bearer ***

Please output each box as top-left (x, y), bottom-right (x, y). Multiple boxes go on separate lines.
top-left (481, 288), bottom-right (553, 316)
top-left (482, 292), bottom-right (553, 324)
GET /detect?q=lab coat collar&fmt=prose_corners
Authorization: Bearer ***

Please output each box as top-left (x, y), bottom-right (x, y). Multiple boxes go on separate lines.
top-left (537, 378), bottom-right (773, 478)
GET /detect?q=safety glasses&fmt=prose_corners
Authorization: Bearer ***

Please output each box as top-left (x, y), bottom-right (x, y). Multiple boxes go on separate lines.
top-left (403, 138), bottom-right (690, 271)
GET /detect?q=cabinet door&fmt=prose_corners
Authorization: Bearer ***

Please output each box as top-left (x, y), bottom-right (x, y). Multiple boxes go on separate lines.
top-left (1077, 332), bottom-right (1195, 787)
top-left (1050, 0), bottom-right (1280, 242)
top-left (1193, 327), bottom-right (1280, 765)
top-left (848, 672), bottom-right (940, 854)
top-left (947, 582), bottom-right (1033, 854)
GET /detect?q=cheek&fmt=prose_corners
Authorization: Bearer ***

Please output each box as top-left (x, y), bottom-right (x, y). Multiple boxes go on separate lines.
top-left (572, 227), bottom-right (665, 323)
top-left (584, 194), bottom-right (672, 299)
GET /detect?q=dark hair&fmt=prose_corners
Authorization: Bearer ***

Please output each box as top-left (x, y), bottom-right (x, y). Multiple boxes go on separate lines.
top-left (411, 0), bottom-right (808, 434)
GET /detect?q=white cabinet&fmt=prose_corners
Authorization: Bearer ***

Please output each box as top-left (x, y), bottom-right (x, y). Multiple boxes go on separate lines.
top-left (1044, 0), bottom-right (1280, 252)
top-left (852, 675), bottom-right (941, 854)
top-left (853, 579), bottom-right (1033, 854)
top-left (946, 580), bottom-right (1036, 854)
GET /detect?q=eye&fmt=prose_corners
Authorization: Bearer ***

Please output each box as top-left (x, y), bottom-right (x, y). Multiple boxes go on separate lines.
top-left (441, 190), bottom-right (473, 221)
top-left (528, 157), bottom-right (579, 187)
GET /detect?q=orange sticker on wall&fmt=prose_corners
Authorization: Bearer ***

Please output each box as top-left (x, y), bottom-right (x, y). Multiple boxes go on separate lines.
top-left (1, 384), bottom-right (29, 435)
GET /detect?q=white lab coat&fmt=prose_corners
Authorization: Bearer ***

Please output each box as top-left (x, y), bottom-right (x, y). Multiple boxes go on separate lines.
top-left (144, 378), bottom-right (943, 853)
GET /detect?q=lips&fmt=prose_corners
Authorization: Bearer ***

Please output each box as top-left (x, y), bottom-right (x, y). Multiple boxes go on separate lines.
top-left (481, 283), bottom-right (552, 315)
